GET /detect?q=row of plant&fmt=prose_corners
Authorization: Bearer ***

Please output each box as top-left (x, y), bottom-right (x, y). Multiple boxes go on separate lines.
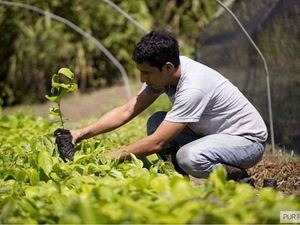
top-left (0, 100), bottom-right (299, 223)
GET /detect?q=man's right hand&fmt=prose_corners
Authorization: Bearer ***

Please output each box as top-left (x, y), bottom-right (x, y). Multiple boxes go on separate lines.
top-left (70, 129), bottom-right (83, 144)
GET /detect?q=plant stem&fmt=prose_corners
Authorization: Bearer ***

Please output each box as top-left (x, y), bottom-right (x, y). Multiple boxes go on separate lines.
top-left (57, 102), bottom-right (64, 129)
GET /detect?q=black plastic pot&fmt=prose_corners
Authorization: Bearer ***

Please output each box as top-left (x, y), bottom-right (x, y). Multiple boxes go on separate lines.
top-left (54, 128), bottom-right (74, 162)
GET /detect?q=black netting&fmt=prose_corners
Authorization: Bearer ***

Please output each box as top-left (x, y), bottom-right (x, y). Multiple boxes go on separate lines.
top-left (196, 0), bottom-right (300, 151)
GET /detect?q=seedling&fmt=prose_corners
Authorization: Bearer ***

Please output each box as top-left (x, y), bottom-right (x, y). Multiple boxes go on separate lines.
top-left (45, 68), bottom-right (77, 161)
top-left (45, 68), bottom-right (77, 127)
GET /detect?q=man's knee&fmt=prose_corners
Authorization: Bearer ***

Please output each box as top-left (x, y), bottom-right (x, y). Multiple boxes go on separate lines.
top-left (146, 111), bottom-right (167, 135)
top-left (176, 146), bottom-right (213, 178)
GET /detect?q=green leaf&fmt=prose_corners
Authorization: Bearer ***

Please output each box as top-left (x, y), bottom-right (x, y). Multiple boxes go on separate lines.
top-left (18, 199), bottom-right (38, 215)
top-left (38, 150), bottom-right (53, 176)
top-left (27, 168), bottom-right (39, 185)
top-left (54, 83), bottom-right (77, 94)
top-left (130, 153), bottom-right (143, 168)
top-left (54, 83), bottom-right (71, 89)
top-left (58, 67), bottom-right (74, 79)
top-left (0, 186), bottom-right (13, 194)
top-left (51, 74), bottom-right (60, 85)
top-left (68, 83), bottom-right (78, 92)
top-left (0, 199), bottom-right (16, 221)
top-left (15, 168), bottom-right (26, 182)
top-left (49, 106), bottom-right (60, 116)
top-left (45, 95), bottom-right (59, 103)
top-left (49, 105), bottom-right (63, 122)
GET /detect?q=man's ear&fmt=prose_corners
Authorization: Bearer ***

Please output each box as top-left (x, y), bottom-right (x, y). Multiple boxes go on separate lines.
top-left (164, 62), bottom-right (175, 72)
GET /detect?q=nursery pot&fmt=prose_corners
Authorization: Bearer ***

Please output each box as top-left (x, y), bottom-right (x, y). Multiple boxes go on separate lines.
top-left (54, 128), bottom-right (74, 162)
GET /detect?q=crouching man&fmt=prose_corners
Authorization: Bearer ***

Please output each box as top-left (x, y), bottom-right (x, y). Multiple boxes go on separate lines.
top-left (70, 30), bottom-right (268, 182)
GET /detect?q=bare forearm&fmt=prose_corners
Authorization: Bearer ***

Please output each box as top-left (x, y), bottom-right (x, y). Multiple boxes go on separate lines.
top-left (71, 91), bottom-right (157, 143)
top-left (108, 135), bottom-right (163, 161)
top-left (77, 106), bottom-right (132, 140)
top-left (108, 121), bottom-right (187, 161)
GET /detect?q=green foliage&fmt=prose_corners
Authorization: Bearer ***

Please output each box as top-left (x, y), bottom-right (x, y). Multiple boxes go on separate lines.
top-left (0, 111), bottom-right (299, 223)
top-left (145, 0), bottom-right (220, 55)
top-left (45, 68), bottom-right (77, 103)
top-left (45, 68), bottom-right (77, 127)
top-left (0, 0), bottom-right (148, 106)
top-left (0, 0), bottom-right (220, 106)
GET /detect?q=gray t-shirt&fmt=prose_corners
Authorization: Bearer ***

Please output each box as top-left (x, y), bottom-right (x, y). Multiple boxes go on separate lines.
top-left (142, 56), bottom-right (268, 143)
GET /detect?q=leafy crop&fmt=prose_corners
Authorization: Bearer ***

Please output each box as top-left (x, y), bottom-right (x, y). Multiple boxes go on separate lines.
top-left (0, 111), bottom-right (299, 223)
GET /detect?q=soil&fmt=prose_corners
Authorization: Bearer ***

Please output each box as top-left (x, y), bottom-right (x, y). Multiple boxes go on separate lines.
top-left (249, 150), bottom-right (300, 195)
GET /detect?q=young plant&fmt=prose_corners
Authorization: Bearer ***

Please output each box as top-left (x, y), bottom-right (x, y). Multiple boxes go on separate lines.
top-left (45, 68), bottom-right (77, 128)
top-left (45, 68), bottom-right (77, 161)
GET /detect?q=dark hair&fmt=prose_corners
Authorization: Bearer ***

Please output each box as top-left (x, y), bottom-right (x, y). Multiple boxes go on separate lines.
top-left (132, 30), bottom-right (180, 71)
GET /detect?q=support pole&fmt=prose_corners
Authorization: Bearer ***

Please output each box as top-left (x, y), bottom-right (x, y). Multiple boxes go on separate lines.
top-left (215, 0), bottom-right (275, 154)
top-left (102, 0), bottom-right (148, 34)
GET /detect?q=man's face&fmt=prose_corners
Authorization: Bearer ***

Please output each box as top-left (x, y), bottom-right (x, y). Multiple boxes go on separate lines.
top-left (136, 62), bottom-right (170, 89)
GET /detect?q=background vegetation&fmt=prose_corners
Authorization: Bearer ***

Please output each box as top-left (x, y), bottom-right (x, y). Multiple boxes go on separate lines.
top-left (0, 0), bottom-right (219, 106)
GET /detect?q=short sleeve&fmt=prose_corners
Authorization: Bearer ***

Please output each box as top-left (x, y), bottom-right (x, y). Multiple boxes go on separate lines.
top-left (140, 83), bottom-right (164, 96)
top-left (165, 88), bottom-right (210, 123)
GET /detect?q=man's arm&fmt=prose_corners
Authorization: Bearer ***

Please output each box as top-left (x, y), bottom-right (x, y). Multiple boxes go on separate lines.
top-left (108, 121), bottom-right (186, 160)
top-left (71, 90), bottom-right (158, 143)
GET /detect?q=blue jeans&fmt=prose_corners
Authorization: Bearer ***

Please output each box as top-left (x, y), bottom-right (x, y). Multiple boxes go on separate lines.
top-left (147, 111), bottom-right (265, 178)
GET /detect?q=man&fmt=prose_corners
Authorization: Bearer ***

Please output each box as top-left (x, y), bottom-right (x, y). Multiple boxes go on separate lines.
top-left (70, 30), bottom-right (268, 182)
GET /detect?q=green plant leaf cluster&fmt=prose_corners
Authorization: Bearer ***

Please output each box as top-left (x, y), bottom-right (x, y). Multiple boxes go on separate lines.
top-left (45, 68), bottom-right (77, 104)
top-left (45, 68), bottom-right (77, 126)
top-left (0, 111), bottom-right (299, 224)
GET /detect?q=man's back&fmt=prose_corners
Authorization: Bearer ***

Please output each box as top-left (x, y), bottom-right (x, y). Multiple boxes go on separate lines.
top-left (153, 56), bottom-right (268, 143)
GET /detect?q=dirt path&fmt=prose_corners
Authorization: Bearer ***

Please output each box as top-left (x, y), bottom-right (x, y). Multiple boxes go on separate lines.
top-left (3, 83), bottom-right (140, 120)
